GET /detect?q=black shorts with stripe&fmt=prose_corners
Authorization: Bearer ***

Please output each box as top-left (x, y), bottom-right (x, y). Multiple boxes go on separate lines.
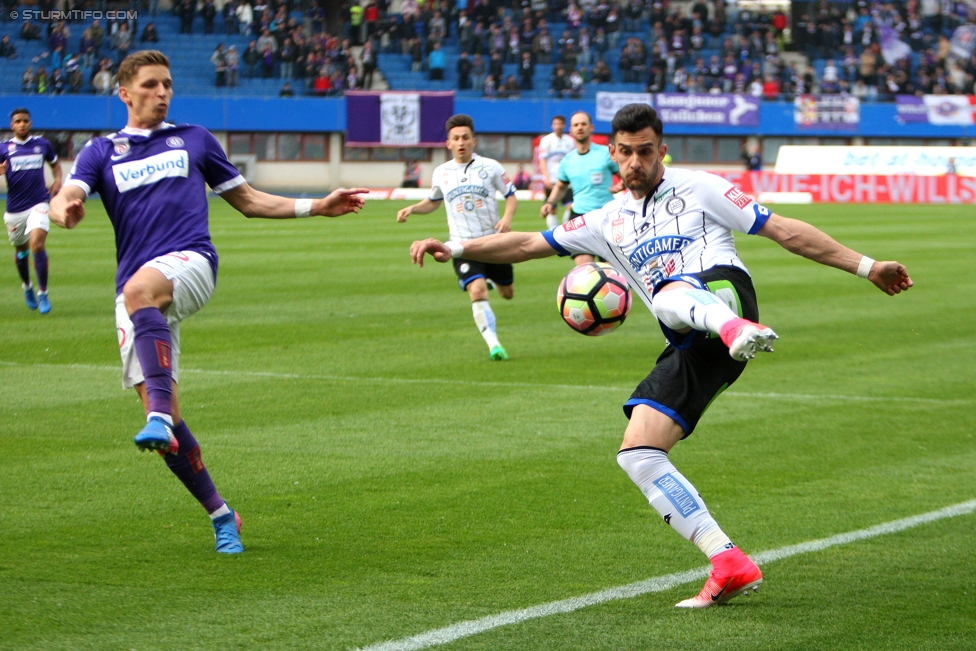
top-left (623, 265), bottom-right (760, 438)
top-left (453, 257), bottom-right (514, 291)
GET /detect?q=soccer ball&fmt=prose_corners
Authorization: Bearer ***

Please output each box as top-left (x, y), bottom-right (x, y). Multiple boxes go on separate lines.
top-left (556, 262), bottom-right (632, 336)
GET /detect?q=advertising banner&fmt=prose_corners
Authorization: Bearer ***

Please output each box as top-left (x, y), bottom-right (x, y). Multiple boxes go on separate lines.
top-left (774, 146), bottom-right (976, 176)
top-left (794, 95), bottom-right (860, 128)
top-left (345, 91), bottom-right (454, 147)
top-left (595, 92), bottom-right (759, 126)
top-left (714, 171), bottom-right (976, 204)
top-left (895, 95), bottom-right (976, 125)
top-left (596, 92), bottom-right (653, 122)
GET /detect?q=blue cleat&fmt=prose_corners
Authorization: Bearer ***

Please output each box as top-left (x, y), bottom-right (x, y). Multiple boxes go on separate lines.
top-left (24, 286), bottom-right (38, 310)
top-left (212, 510), bottom-right (244, 554)
top-left (133, 416), bottom-right (178, 454)
top-left (38, 292), bottom-right (51, 314)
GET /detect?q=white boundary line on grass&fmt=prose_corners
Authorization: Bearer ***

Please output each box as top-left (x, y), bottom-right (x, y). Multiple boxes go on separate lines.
top-left (356, 499), bottom-right (976, 651)
top-left (0, 360), bottom-right (969, 405)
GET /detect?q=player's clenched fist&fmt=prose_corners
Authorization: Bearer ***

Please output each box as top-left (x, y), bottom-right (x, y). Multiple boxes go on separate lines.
top-left (396, 206), bottom-right (412, 222)
top-left (410, 238), bottom-right (451, 266)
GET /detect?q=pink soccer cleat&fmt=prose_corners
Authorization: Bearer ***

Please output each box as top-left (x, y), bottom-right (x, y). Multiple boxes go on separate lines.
top-left (676, 547), bottom-right (763, 608)
top-left (719, 318), bottom-right (778, 361)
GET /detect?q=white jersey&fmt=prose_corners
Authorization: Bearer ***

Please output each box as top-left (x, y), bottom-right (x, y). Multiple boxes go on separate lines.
top-left (429, 154), bottom-right (516, 241)
top-left (538, 132), bottom-right (575, 183)
top-left (544, 167), bottom-right (771, 312)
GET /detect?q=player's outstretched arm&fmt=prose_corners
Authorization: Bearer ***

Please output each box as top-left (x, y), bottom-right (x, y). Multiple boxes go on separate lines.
top-left (396, 198), bottom-right (440, 223)
top-left (220, 183), bottom-right (369, 219)
top-left (758, 213), bottom-right (913, 295)
top-left (411, 231), bottom-right (556, 267)
top-left (49, 184), bottom-right (88, 229)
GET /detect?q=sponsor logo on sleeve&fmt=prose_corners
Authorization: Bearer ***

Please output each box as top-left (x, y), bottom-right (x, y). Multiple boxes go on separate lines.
top-left (112, 150), bottom-right (189, 193)
top-left (612, 217), bottom-right (625, 243)
top-left (724, 186), bottom-right (752, 209)
top-left (563, 216), bottom-right (586, 231)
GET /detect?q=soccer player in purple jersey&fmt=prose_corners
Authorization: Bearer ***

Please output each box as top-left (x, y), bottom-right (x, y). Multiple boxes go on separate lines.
top-left (1, 108), bottom-right (63, 314)
top-left (49, 51), bottom-right (368, 554)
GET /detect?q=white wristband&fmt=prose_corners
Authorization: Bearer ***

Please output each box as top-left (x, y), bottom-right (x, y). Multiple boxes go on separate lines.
top-left (446, 240), bottom-right (465, 259)
top-left (857, 256), bottom-right (875, 279)
top-left (294, 198), bottom-right (313, 218)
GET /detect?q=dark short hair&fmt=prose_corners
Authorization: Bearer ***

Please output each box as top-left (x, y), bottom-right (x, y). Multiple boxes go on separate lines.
top-left (611, 103), bottom-right (663, 139)
top-left (552, 115), bottom-right (566, 123)
top-left (445, 114), bottom-right (475, 135)
top-left (10, 108), bottom-right (30, 120)
top-left (570, 111), bottom-right (593, 125)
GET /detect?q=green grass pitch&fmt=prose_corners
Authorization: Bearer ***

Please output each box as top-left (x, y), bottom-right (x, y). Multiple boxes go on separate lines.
top-left (1, 199), bottom-right (974, 650)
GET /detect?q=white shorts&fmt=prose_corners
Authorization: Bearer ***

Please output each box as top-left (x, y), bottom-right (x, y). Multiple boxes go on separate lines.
top-left (115, 250), bottom-right (216, 389)
top-left (4, 203), bottom-right (50, 247)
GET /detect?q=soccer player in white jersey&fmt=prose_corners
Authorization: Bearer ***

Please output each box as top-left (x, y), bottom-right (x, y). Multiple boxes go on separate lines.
top-left (409, 103), bottom-right (913, 607)
top-left (538, 115), bottom-right (575, 229)
top-left (48, 51), bottom-right (368, 554)
top-left (397, 114), bottom-right (518, 361)
top-left (1, 108), bottom-right (63, 314)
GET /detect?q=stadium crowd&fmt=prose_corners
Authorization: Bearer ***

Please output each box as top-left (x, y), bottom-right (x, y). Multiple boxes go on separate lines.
top-left (1, 0), bottom-right (974, 98)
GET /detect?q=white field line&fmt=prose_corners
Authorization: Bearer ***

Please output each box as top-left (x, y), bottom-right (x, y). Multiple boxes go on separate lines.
top-left (0, 360), bottom-right (968, 405)
top-left (356, 499), bottom-right (976, 651)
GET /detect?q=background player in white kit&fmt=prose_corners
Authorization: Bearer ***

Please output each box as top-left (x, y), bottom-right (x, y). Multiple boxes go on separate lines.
top-left (1, 108), bottom-right (62, 314)
top-left (409, 103), bottom-right (912, 608)
top-left (397, 114), bottom-right (518, 361)
top-left (538, 115), bottom-right (575, 230)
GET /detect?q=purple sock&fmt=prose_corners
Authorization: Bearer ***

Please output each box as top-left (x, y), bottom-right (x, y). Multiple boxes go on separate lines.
top-left (33, 250), bottom-right (48, 292)
top-left (130, 307), bottom-right (173, 417)
top-left (15, 251), bottom-right (31, 286)
top-left (164, 420), bottom-right (225, 513)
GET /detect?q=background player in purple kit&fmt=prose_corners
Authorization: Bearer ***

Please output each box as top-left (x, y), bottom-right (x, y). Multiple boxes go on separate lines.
top-left (1, 108), bottom-right (62, 314)
top-left (49, 51), bottom-right (368, 554)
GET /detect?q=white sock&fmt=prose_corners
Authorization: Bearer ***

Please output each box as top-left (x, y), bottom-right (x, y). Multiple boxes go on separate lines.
top-left (617, 447), bottom-right (734, 558)
top-left (209, 503), bottom-right (231, 519)
top-left (651, 287), bottom-right (738, 335)
top-left (561, 206), bottom-right (571, 224)
top-left (472, 300), bottom-right (501, 349)
top-left (147, 411), bottom-right (174, 426)
top-left (545, 212), bottom-right (560, 230)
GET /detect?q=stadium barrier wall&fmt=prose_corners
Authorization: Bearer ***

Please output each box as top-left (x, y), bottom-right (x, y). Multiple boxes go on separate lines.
top-left (2, 96), bottom-right (975, 138)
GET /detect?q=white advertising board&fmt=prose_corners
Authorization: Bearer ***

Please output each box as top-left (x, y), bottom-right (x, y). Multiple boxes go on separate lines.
top-left (774, 146), bottom-right (976, 176)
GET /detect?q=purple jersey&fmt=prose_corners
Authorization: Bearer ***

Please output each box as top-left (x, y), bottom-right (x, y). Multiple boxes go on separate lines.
top-left (0, 136), bottom-right (58, 213)
top-left (66, 123), bottom-right (244, 294)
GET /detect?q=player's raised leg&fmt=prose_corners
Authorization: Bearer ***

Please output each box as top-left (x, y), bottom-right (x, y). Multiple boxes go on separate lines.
top-left (616, 404), bottom-right (762, 608)
top-left (124, 266), bottom-right (179, 452)
top-left (29, 221), bottom-right (51, 314)
top-left (467, 277), bottom-right (508, 360)
top-left (651, 280), bottom-right (777, 361)
top-left (135, 384), bottom-right (244, 554)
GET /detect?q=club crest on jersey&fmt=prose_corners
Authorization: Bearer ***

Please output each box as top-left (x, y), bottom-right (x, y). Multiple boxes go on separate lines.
top-left (612, 218), bottom-right (625, 243)
top-left (7, 143), bottom-right (16, 153)
top-left (629, 234), bottom-right (694, 269)
top-left (166, 136), bottom-right (185, 148)
top-left (564, 216), bottom-right (586, 231)
top-left (666, 197), bottom-right (685, 215)
top-left (112, 138), bottom-right (130, 158)
top-left (33, 146), bottom-right (41, 153)
top-left (478, 169), bottom-right (489, 179)
top-left (724, 186), bottom-right (751, 209)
